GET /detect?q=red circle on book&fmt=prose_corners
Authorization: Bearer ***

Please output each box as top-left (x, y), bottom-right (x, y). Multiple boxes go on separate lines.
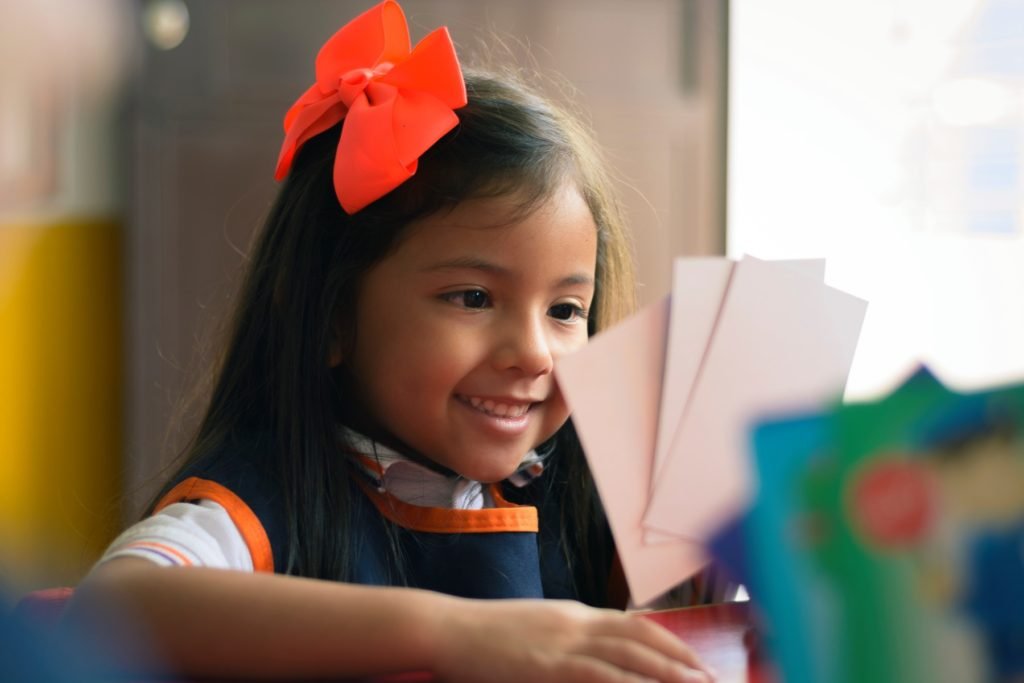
top-left (849, 459), bottom-right (935, 548)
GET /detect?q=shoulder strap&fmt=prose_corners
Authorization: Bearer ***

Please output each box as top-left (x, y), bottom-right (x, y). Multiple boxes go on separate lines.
top-left (157, 440), bottom-right (289, 573)
top-left (154, 476), bottom-right (275, 572)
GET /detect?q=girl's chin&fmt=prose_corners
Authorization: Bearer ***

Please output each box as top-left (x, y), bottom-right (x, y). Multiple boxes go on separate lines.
top-left (449, 452), bottom-right (532, 483)
top-left (459, 463), bottom-right (521, 484)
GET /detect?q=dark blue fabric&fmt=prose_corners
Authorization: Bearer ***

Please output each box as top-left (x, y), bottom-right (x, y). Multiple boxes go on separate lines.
top-left (169, 442), bottom-right (599, 602)
top-left (344, 490), bottom-right (548, 598)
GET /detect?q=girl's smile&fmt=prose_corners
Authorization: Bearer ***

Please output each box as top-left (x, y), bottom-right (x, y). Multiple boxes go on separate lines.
top-left (454, 395), bottom-right (535, 420)
top-left (455, 396), bottom-right (532, 437)
top-left (346, 183), bottom-right (597, 482)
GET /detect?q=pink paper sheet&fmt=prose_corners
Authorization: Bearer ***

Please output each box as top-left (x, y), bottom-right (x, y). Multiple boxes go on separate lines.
top-left (645, 258), bottom-right (827, 544)
top-left (644, 256), bottom-right (867, 541)
top-left (556, 297), bottom-right (707, 606)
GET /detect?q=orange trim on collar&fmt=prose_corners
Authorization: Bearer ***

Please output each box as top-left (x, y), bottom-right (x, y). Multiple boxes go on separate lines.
top-left (489, 483), bottom-right (525, 509)
top-left (154, 476), bottom-right (274, 573)
top-left (352, 452), bottom-right (386, 477)
top-left (355, 478), bottom-right (538, 533)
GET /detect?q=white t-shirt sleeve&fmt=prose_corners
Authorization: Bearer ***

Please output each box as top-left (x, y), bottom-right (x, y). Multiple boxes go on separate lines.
top-left (98, 500), bottom-right (254, 571)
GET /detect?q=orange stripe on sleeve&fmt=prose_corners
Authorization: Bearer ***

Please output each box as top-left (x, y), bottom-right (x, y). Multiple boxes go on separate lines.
top-left (122, 541), bottom-right (194, 566)
top-left (154, 477), bottom-right (274, 573)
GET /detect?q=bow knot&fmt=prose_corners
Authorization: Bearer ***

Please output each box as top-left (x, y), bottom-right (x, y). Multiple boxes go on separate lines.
top-left (274, 0), bottom-right (467, 214)
top-left (340, 62), bottom-right (393, 88)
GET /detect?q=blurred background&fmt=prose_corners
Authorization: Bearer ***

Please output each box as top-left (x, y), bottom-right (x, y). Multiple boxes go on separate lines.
top-left (0, 0), bottom-right (1021, 593)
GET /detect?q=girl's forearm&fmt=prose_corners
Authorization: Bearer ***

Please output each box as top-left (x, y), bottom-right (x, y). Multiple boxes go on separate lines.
top-left (63, 557), bottom-right (451, 678)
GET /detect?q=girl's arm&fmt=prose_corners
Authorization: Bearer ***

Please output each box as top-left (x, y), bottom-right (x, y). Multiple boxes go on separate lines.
top-left (64, 557), bottom-right (713, 683)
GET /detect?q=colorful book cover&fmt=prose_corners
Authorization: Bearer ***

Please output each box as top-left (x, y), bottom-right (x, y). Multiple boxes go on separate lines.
top-left (739, 368), bottom-right (1024, 682)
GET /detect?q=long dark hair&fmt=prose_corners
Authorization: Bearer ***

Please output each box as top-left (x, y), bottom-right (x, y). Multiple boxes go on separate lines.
top-left (149, 69), bottom-right (636, 601)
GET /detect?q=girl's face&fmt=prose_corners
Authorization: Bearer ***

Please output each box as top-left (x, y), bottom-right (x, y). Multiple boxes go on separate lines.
top-left (347, 183), bottom-right (597, 482)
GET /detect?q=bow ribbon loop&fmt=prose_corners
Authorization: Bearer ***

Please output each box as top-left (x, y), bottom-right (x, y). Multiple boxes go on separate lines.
top-left (275, 0), bottom-right (467, 214)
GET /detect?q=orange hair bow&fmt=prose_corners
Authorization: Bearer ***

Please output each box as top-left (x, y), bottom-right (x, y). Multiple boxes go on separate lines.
top-left (274, 0), bottom-right (467, 214)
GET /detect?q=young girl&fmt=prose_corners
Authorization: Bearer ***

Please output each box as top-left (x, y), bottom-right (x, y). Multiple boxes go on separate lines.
top-left (65, 3), bottom-right (714, 681)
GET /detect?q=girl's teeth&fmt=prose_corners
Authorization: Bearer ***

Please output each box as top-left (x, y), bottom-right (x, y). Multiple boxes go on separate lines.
top-left (462, 396), bottom-right (529, 418)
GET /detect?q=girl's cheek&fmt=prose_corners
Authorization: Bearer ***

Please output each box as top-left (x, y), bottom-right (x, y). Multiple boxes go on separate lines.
top-left (557, 329), bottom-right (590, 356)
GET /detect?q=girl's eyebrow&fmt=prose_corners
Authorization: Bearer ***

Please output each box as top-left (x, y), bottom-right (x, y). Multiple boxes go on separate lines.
top-left (421, 256), bottom-right (594, 288)
top-left (422, 256), bottom-right (506, 275)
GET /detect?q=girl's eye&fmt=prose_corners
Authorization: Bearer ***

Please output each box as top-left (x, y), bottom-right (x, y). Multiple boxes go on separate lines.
top-left (549, 303), bottom-right (587, 322)
top-left (443, 289), bottom-right (491, 309)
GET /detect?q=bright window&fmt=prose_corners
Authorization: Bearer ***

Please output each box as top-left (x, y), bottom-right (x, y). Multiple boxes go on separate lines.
top-left (729, 0), bottom-right (1024, 399)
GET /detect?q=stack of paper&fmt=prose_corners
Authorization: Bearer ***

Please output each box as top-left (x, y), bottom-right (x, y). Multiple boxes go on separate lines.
top-left (555, 255), bottom-right (868, 606)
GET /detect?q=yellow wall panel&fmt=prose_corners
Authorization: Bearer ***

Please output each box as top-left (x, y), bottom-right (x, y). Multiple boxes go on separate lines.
top-left (0, 218), bottom-right (122, 589)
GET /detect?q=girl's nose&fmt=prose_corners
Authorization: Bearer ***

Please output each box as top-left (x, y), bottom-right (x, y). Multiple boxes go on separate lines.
top-left (493, 314), bottom-right (554, 376)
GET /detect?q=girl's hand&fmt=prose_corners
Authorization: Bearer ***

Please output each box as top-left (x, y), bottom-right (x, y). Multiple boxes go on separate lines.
top-left (433, 598), bottom-right (715, 683)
